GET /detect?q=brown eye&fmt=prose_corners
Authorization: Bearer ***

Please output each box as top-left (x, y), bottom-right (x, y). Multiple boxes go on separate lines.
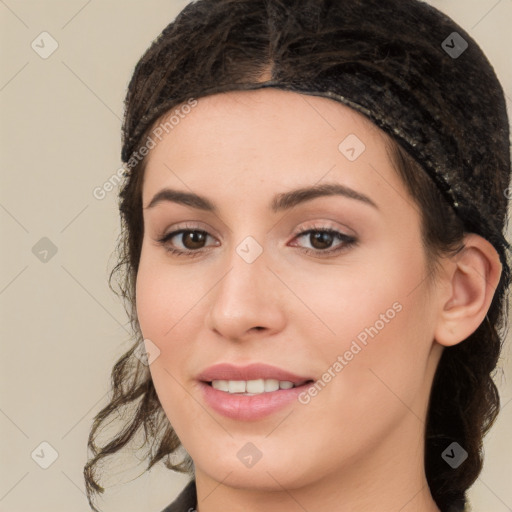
top-left (180, 230), bottom-right (208, 250)
top-left (291, 227), bottom-right (357, 257)
top-left (309, 231), bottom-right (335, 250)
top-left (157, 229), bottom-right (216, 256)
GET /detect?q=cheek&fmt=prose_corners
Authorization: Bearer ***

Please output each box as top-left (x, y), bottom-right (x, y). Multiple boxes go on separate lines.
top-left (305, 241), bottom-right (434, 410)
top-left (135, 247), bottom-right (202, 340)
top-left (303, 246), bottom-right (426, 356)
top-left (135, 248), bottom-right (216, 411)
top-left (135, 261), bottom-right (199, 427)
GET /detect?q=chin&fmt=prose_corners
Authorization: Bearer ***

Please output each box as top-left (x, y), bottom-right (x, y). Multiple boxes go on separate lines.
top-left (192, 443), bottom-right (322, 492)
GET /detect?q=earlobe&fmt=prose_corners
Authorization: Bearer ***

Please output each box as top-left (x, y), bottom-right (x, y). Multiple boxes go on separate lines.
top-left (434, 234), bottom-right (502, 347)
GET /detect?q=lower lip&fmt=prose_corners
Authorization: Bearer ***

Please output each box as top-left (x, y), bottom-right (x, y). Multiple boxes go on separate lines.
top-left (199, 381), bottom-right (311, 421)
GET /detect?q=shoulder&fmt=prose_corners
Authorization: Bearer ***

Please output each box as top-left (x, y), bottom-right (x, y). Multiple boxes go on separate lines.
top-left (159, 480), bottom-right (197, 512)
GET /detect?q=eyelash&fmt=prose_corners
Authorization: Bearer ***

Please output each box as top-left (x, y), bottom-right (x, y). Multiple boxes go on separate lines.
top-left (156, 223), bottom-right (357, 259)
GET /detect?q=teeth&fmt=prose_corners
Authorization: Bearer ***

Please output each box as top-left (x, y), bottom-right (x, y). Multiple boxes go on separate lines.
top-left (228, 380), bottom-right (246, 393)
top-left (212, 379), bottom-right (229, 392)
top-left (211, 379), bottom-right (296, 394)
top-left (246, 379), bottom-right (265, 393)
top-left (264, 379), bottom-right (279, 392)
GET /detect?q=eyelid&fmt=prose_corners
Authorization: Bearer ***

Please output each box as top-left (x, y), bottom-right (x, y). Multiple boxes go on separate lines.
top-left (159, 221), bottom-right (221, 240)
top-left (291, 219), bottom-right (356, 238)
top-left (157, 219), bottom-right (349, 242)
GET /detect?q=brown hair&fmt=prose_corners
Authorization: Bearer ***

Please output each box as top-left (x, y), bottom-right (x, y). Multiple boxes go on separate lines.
top-left (84, 1), bottom-right (511, 511)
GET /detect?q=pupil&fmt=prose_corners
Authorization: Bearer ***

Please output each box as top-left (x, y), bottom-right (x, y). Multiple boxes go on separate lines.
top-left (311, 231), bottom-right (333, 249)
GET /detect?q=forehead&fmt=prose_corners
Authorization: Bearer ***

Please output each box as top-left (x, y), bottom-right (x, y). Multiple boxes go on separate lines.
top-left (180, 88), bottom-right (382, 136)
top-left (144, 89), bottom-right (388, 169)
top-left (140, 88), bottom-right (406, 216)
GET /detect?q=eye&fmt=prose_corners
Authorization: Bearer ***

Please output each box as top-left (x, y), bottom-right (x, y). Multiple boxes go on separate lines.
top-left (156, 224), bottom-right (357, 258)
top-left (290, 227), bottom-right (357, 256)
top-left (156, 227), bottom-right (219, 257)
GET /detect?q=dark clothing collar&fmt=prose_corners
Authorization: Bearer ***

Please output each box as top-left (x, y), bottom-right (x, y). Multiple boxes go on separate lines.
top-left (160, 480), bottom-right (197, 512)
top-left (160, 479), bottom-right (468, 511)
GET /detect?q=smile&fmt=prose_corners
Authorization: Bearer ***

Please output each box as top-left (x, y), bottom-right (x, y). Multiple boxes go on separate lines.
top-left (197, 363), bottom-right (315, 421)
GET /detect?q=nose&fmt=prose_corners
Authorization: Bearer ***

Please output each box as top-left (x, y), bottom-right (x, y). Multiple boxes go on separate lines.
top-left (205, 242), bottom-right (287, 342)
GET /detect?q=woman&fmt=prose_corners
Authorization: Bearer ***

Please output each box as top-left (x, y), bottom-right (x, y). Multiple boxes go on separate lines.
top-left (84, 1), bottom-right (511, 511)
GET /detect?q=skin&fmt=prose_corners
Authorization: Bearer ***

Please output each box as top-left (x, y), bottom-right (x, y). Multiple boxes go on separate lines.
top-left (135, 89), bottom-right (501, 511)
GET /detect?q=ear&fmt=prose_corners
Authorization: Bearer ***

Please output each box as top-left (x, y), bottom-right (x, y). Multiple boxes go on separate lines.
top-left (434, 233), bottom-right (502, 347)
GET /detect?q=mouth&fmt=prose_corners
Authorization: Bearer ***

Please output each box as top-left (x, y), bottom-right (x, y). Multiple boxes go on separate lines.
top-left (196, 363), bottom-right (315, 420)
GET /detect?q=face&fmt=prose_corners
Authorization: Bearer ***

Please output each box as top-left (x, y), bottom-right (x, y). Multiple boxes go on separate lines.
top-left (136, 89), bottom-right (444, 492)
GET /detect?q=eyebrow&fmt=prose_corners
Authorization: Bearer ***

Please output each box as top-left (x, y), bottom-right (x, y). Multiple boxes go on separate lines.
top-left (145, 182), bottom-right (379, 212)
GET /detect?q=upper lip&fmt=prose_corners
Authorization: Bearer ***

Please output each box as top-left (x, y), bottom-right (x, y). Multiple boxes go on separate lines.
top-left (197, 363), bottom-right (313, 385)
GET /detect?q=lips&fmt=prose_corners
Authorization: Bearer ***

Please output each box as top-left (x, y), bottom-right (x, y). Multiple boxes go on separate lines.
top-left (196, 363), bottom-right (315, 421)
top-left (197, 362), bottom-right (312, 384)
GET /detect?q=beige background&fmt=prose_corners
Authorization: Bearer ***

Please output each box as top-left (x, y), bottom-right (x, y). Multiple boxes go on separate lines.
top-left (1, 1), bottom-right (511, 511)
